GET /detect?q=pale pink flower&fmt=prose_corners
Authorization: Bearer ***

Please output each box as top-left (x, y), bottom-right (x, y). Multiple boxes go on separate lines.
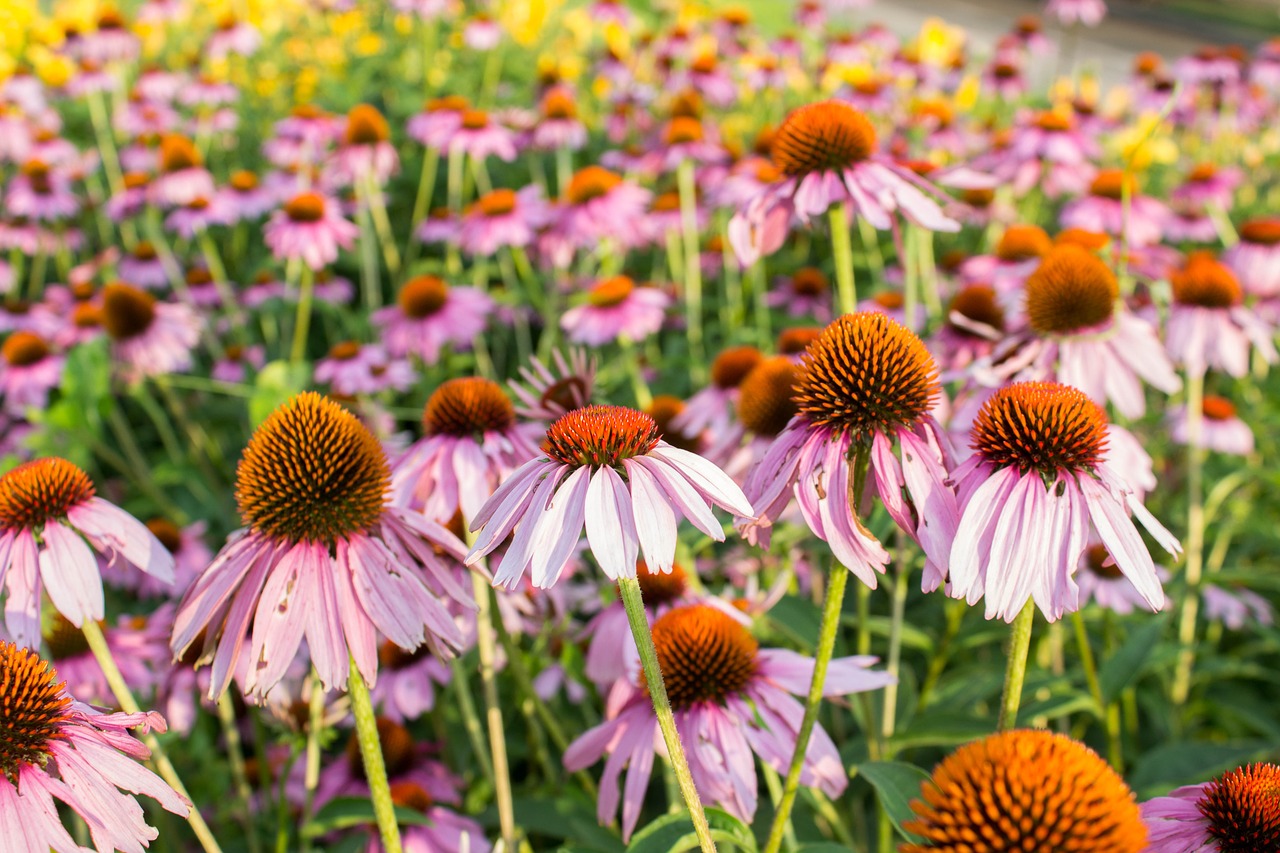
top-left (6, 160), bottom-right (79, 221)
top-left (1168, 395), bottom-right (1254, 456)
top-left (101, 283), bottom-right (200, 380)
top-left (552, 166), bottom-right (653, 253)
top-left (1202, 584), bottom-right (1274, 630)
top-left (1059, 170), bottom-right (1168, 248)
top-left (1045, 0), bottom-right (1107, 27)
top-left (314, 341), bottom-right (416, 396)
top-left (1140, 764), bottom-right (1280, 852)
top-left (1076, 542), bottom-right (1169, 615)
top-left (458, 186), bottom-right (553, 255)
top-left (561, 276), bottom-right (670, 346)
top-left (372, 275), bottom-right (493, 364)
top-left (0, 330), bottom-right (64, 414)
top-left (369, 639), bottom-right (453, 723)
top-left (508, 348), bottom-right (598, 421)
top-left (1166, 252), bottom-right (1276, 377)
top-left (265, 191), bottom-right (358, 270)
top-left (1224, 218), bottom-right (1280, 299)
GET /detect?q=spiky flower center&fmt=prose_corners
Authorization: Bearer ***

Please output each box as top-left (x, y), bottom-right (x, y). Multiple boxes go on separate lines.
top-left (22, 160), bottom-right (52, 194)
top-left (790, 267), bottom-right (829, 296)
top-left (947, 285), bottom-right (1005, 335)
top-left (737, 356), bottom-right (798, 437)
top-left (344, 104), bottom-right (389, 146)
top-left (663, 117), bottom-right (703, 146)
top-left (587, 276), bottom-right (635, 308)
top-left (102, 282), bottom-right (157, 340)
top-left (711, 346), bottom-right (764, 390)
top-left (971, 382), bottom-right (1108, 476)
top-left (426, 95), bottom-right (468, 113)
top-left (646, 396), bottom-right (699, 452)
top-left (159, 134), bottom-right (201, 173)
top-left (230, 170), bottom-right (258, 192)
top-left (792, 312), bottom-right (938, 441)
top-left (963, 188), bottom-right (995, 207)
top-left (1085, 543), bottom-right (1123, 579)
top-left (1239, 219), bottom-right (1280, 246)
top-left (327, 341), bottom-right (361, 361)
top-left (1090, 169), bottom-right (1137, 201)
top-left (146, 517), bottom-right (183, 553)
top-left (1055, 228), bottom-right (1111, 251)
top-left (235, 392), bottom-right (389, 546)
top-left (390, 781), bottom-right (434, 814)
top-left (346, 717), bottom-right (414, 780)
top-left (772, 100), bottom-right (877, 176)
top-left (651, 605), bottom-right (758, 712)
top-left (423, 377), bottom-right (515, 437)
top-left (1034, 110), bottom-right (1074, 132)
top-left (1202, 395), bottom-right (1237, 421)
top-left (996, 224), bottom-right (1052, 263)
top-left (873, 291), bottom-right (904, 310)
top-left (0, 642), bottom-right (72, 782)
top-left (2, 331), bottom-right (50, 367)
top-left (377, 639), bottom-right (432, 671)
top-left (544, 405), bottom-right (659, 469)
top-left (284, 192), bottom-right (326, 223)
top-left (131, 241), bottom-right (158, 261)
top-left (1187, 162), bottom-right (1218, 183)
top-left (397, 275), bottom-right (449, 318)
top-left (635, 560), bottom-right (688, 606)
top-left (460, 109), bottom-right (490, 131)
top-left (1199, 763), bottom-right (1280, 852)
top-left (777, 327), bottom-right (822, 356)
top-left (541, 88), bottom-right (576, 120)
top-left (901, 730), bottom-right (1147, 853)
top-left (566, 166), bottom-right (622, 205)
top-left (0, 458), bottom-right (94, 531)
top-left (42, 611), bottom-right (93, 660)
top-left (476, 188), bottom-right (517, 217)
top-left (1025, 245), bottom-right (1118, 334)
top-left (1171, 254), bottom-right (1242, 308)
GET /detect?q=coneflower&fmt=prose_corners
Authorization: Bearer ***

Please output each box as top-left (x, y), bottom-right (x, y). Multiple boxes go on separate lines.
top-left (1141, 762), bottom-right (1280, 852)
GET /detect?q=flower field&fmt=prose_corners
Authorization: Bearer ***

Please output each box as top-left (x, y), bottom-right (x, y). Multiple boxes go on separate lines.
top-left (0, 0), bottom-right (1278, 851)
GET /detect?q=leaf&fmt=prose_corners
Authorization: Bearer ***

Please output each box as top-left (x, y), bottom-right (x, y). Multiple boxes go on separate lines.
top-left (491, 796), bottom-right (623, 852)
top-left (1129, 741), bottom-right (1275, 797)
top-left (248, 360), bottom-right (311, 427)
top-left (889, 710), bottom-right (992, 750)
top-left (1098, 615), bottom-right (1169, 703)
top-left (794, 845), bottom-right (852, 853)
top-left (767, 594), bottom-right (822, 651)
top-left (852, 761), bottom-right (929, 842)
top-left (301, 797), bottom-right (433, 838)
top-left (625, 808), bottom-right (757, 853)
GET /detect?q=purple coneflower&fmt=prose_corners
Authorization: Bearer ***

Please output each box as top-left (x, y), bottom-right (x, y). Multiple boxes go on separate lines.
top-left (332, 104), bottom-right (400, 186)
top-left (6, 160), bottom-right (79, 222)
top-left (265, 191), bottom-right (358, 269)
top-left (1059, 169), bottom-right (1168, 248)
top-left (1166, 252), bottom-right (1276, 377)
top-left (150, 134), bottom-right (214, 207)
top-left (0, 331), bottom-right (64, 414)
top-left (458, 186), bottom-right (552, 255)
top-left (508, 348), bottom-right (597, 421)
top-left (767, 267), bottom-right (833, 322)
top-left (315, 341), bottom-right (416, 396)
top-left (672, 345), bottom-right (763, 436)
top-left (373, 275), bottom-right (493, 364)
top-left (1224, 218), bottom-right (1280, 300)
top-left (117, 240), bottom-right (169, 289)
top-left (1141, 763), bottom-right (1280, 852)
top-left (172, 393), bottom-right (472, 698)
top-left (1045, 0), bottom-right (1107, 27)
top-left (552, 166), bottom-right (652, 253)
top-left (532, 86), bottom-right (587, 151)
top-left (101, 282), bottom-right (200, 380)
top-left (1168, 394), bottom-right (1254, 455)
top-left (1077, 542), bottom-right (1169, 615)
top-left (561, 276), bottom-right (670, 346)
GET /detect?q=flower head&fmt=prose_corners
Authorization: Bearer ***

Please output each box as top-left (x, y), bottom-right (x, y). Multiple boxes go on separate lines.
top-left (1142, 762), bottom-right (1280, 853)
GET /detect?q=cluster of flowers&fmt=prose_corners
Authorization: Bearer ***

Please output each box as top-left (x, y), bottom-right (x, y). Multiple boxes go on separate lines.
top-left (0, 0), bottom-right (1275, 850)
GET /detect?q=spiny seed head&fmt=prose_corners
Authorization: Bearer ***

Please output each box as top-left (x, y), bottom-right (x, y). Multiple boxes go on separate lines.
top-left (566, 166), bottom-right (622, 205)
top-left (793, 312), bottom-right (939, 442)
top-left (327, 341), bottom-right (361, 361)
top-left (283, 192), bottom-right (326, 223)
top-left (1171, 253), bottom-right (1243, 308)
top-left (230, 170), bottom-right (258, 191)
top-left (772, 100), bottom-right (877, 176)
top-left (1202, 395), bottom-right (1237, 421)
top-left (947, 285), bottom-right (1005, 335)
top-left (159, 134), bottom-right (201, 172)
top-left (971, 381), bottom-right (1109, 476)
top-left (634, 560), bottom-right (688, 606)
top-left (646, 395), bottom-right (700, 452)
top-left (397, 275), bottom-right (449, 318)
top-left (390, 781), bottom-right (434, 814)
top-left (544, 405), bottom-right (659, 470)
top-left (0, 458), bottom-right (95, 530)
top-left (711, 346), bottom-right (764, 390)
top-left (1055, 228), bottom-right (1111, 251)
top-left (901, 730), bottom-right (1147, 853)
top-left (541, 88), bottom-right (576, 120)
top-left (789, 267), bottom-right (829, 296)
top-left (2, 331), bottom-right (50, 367)
top-left (738, 356), bottom-right (799, 437)
top-left (650, 605), bottom-right (758, 712)
top-left (423, 377), bottom-right (515, 437)
top-left (1025, 245), bottom-right (1119, 334)
top-left (235, 392), bottom-right (389, 546)
top-left (663, 117), bottom-right (704, 146)
top-left (1199, 763), bottom-right (1280, 852)
top-left (475, 188), bottom-right (518, 217)
top-left (102, 282), bottom-right (157, 340)
top-left (1090, 169), bottom-right (1137, 201)
top-left (0, 642), bottom-right (73, 783)
top-left (777, 327), bottom-right (822, 355)
top-left (587, 276), bottom-right (635, 308)
top-left (146, 517), bottom-right (183, 553)
top-left (1239, 218), bottom-right (1280, 246)
top-left (346, 717), bottom-right (414, 780)
top-left (996, 224), bottom-right (1052, 262)
top-left (344, 104), bottom-right (389, 146)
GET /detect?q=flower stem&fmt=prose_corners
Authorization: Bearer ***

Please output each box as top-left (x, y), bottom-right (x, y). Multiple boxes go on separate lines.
top-left (81, 619), bottom-right (224, 853)
top-left (880, 543), bottom-right (910, 743)
top-left (997, 601), bottom-right (1036, 731)
top-left (829, 203), bottom-right (857, 314)
top-left (299, 671), bottom-right (327, 853)
top-left (347, 652), bottom-right (403, 853)
top-left (1172, 367), bottom-right (1206, 705)
top-left (470, 572), bottom-right (518, 853)
top-left (291, 265), bottom-right (315, 365)
top-left (1070, 612), bottom-right (1122, 769)
top-left (677, 158), bottom-right (706, 383)
top-left (216, 693), bottom-right (261, 853)
top-left (617, 576), bottom-right (716, 853)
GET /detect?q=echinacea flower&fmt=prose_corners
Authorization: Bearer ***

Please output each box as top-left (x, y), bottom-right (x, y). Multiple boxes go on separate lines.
top-left (458, 186), bottom-right (552, 256)
top-left (172, 393), bottom-right (472, 699)
top-left (1224, 218), bottom-right (1280, 300)
top-left (1045, 0), bottom-right (1108, 27)
top-left (150, 134), bottom-right (214, 208)
top-left (392, 377), bottom-right (542, 523)
top-left (1168, 394), bottom-right (1254, 455)
top-left (1202, 584), bottom-right (1274, 631)
top-left (1141, 762), bottom-right (1280, 852)
top-left (959, 224), bottom-right (1053, 294)
top-left (0, 642), bottom-right (190, 853)
top-left (332, 104), bottom-right (400, 186)
top-left (466, 404), bottom-right (753, 588)
top-left (508, 348), bottom-right (597, 422)
top-left (0, 331), bottom-right (64, 414)
top-left (6, 160), bottom-right (79, 222)
top-left (41, 610), bottom-right (167, 708)
top-left (314, 341), bottom-right (416, 396)
top-left (1077, 542), bottom-right (1168, 615)
top-left (903, 730), bottom-right (1146, 852)
top-left (369, 640), bottom-right (452, 723)
top-left (264, 192), bottom-right (358, 270)
top-left (565, 604), bottom-right (892, 840)
top-left (1060, 169), bottom-right (1168, 248)
top-left (373, 275), bottom-right (494, 365)
top-left (671, 345), bottom-right (763, 436)
top-left (766, 267), bottom-right (833, 322)
top-left (101, 282), bottom-right (200, 380)
top-left (552, 166), bottom-right (652, 253)
top-left (1166, 252), bottom-right (1277, 377)
top-left (561, 276), bottom-right (670, 346)
top-left (0, 457), bottom-right (174, 646)
top-left (729, 100), bottom-right (958, 266)
top-left (930, 285), bottom-right (1006, 372)
top-left (581, 560), bottom-right (698, 689)
top-left (739, 312), bottom-right (958, 590)
top-left (949, 381), bottom-right (1180, 622)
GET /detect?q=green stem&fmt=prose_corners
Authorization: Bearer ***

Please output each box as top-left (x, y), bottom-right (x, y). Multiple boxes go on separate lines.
top-left (829, 203), bottom-right (857, 315)
top-left (1172, 367), bottom-right (1206, 705)
top-left (347, 653), bottom-right (402, 853)
top-left (617, 577), bottom-right (717, 853)
top-left (677, 158), bottom-right (706, 382)
top-left (997, 601), bottom-right (1036, 731)
top-left (299, 671), bottom-right (327, 853)
top-left (82, 620), bottom-right (224, 853)
top-left (217, 693), bottom-right (261, 853)
top-left (470, 572), bottom-right (518, 853)
top-left (403, 148), bottom-right (440, 277)
top-left (1071, 612), bottom-right (1121, 769)
top-left (880, 544), bottom-right (909, 744)
top-left (448, 657), bottom-right (495, 785)
top-left (291, 265), bottom-right (315, 365)
top-left (363, 171), bottom-right (401, 278)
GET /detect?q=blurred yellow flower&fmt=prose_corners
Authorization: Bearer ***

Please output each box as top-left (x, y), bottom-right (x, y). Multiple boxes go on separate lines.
top-left (915, 18), bottom-right (964, 69)
top-left (498, 0), bottom-right (558, 47)
top-left (1112, 112), bottom-right (1178, 170)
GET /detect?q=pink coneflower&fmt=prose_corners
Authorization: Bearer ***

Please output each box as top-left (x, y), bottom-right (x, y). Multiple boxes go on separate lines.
top-left (565, 603), bottom-right (892, 840)
top-left (672, 346), bottom-right (764, 437)
top-left (1223, 218), bottom-right (1280, 299)
top-left (6, 160), bottom-right (79, 221)
top-left (1202, 584), bottom-right (1274, 630)
top-left (1060, 169), bottom-right (1169, 248)
top-left (657, 116), bottom-right (726, 169)
top-left (729, 100), bottom-right (958, 266)
top-left (1045, 0), bottom-right (1107, 26)
top-left (42, 609), bottom-right (167, 707)
top-left (0, 331), bottom-right (64, 414)
top-left (212, 342), bottom-right (266, 383)
top-left (532, 86), bottom-right (588, 151)
top-left (979, 245), bottom-right (1181, 418)
top-left (176, 75), bottom-right (238, 109)
top-left (165, 194), bottom-right (234, 238)
top-left (78, 8), bottom-right (140, 63)
top-left (218, 169), bottom-right (276, 220)
top-left (767, 267), bottom-right (833, 321)
top-left (948, 382), bottom-right (1180, 622)
top-left (931, 285), bottom-right (1007, 372)
top-left (509, 348), bottom-right (597, 421)
top-left (242, 271), bottom-right (289, 307)
top-left (373, 275), bottom-right (493, 364)
top-left (392, 377), bottom-right (542, 523)
top-left (407, 95), bottom-right (470, 150)
top-left (105, 170), bottom-right (151, 219)
top-left (1164, 205), bottom-right (1219, 244)
top-left (369, 640), bottom-right (452, 723)
top-left (172, 393), bottom-right (474, 698)
top-left (1174, 162), bottom-right (1241, 209)
top-left (446, 108), bottom-right (518, 162)
top-left (264, 191), bottom-right (358, 270)
top-left (1077, 542), bottom-right (1168, 615)
top-left (553, 165), bottom-right (652, 253)
top-left (458, 186), bottom-right (552, 255)
top-left (101, 517), bottom-right (212, 599)
top-left (115, 97), bottom-right (181, 138)
top-left (332, 104), bottom-right (400, 186)
top-left (1141, 763), bottom-right (1280, 851)
top-left (315, 341), bottom-right (416, 396)
top-left (265, 105), bottom-right (342, 168)
top-left (1166, 252), bottom-right (1276, 377)
top-left (150, 134), bottom-right (215, 207)
top-left (207, 15), bottom-right (262, 58)
top-left (0, 457), bottom-right (175, 646)
top-left (1168, 394), bottom-right (1254, 455)
top-left (101, 282), bottom-right (200, 380)
top-left (466, 404), bottom-right (752, 588)
top-left (739, 313), bottom-right (958, 590)
top-left (0, 642), bottom-right (190, 850)
top-left (997, 110), bottom-right (1099, 198)
top-left (117, 240), bottom-right (169, 288)
top-left (561, 276), bottom-right (670, 346)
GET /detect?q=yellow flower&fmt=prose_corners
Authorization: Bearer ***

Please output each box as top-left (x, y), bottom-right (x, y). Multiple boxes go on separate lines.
top-left (915, 17), bottom-right (965, 69)
top-left (1112, 112), bottom-right (1178, 171)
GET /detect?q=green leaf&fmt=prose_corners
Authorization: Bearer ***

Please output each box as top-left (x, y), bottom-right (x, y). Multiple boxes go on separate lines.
top-left (767, 595), bottom-right (822, 651)
top-left (1099, 615), bottom-right (1169, 703)
top-left (248, 360), bottom-right (311, 427)
top-left (852, 761), bottom-right (928, 842)
top-left (495, 796), bottom-right (623, 852)
top-left (890, 710), bottom-right (991, 750)
top-left (1129, 741), bottom-right (1275, 797)
top-left (625, 808), bottom-right (757, 853)
top-left (794, 845), bottom-right (852, 852)
top-left (301, 797), bottom-right (433, 839)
